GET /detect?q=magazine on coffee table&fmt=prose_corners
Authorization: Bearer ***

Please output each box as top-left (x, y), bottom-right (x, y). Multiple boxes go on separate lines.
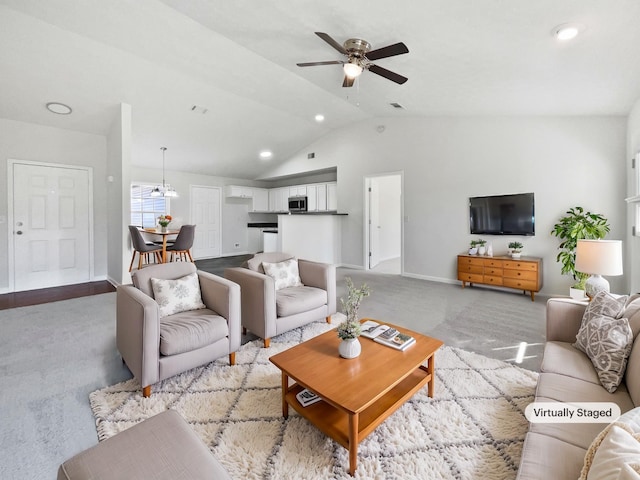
top-left (360, 320), bottom-right (391, 339)
top-left (296, 388), bottom-right (322, 407)
top-left (373, 331), bottom-right (416, 351)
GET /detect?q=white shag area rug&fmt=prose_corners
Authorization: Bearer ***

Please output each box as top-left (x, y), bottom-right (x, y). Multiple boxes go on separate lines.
top-left (90, 321), bottom-right (538, 479)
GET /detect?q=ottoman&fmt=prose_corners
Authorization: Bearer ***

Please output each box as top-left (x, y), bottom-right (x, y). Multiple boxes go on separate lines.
top-left (58, 410), bottom-right (231, 480)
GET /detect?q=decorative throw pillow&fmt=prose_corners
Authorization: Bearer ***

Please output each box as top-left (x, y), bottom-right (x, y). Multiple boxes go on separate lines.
top-left (262, 258), bottom-right (303, 291)
top-left (581, 407), bottom-right (640, 480)
top-left (150, 273), bottom-right (206, 318)
top-left (575, 291), bottom-right (628, 353)
top-left (577, 315), bottom-right (633, 393)
top-left (574, 291), bottom-right (632, 393)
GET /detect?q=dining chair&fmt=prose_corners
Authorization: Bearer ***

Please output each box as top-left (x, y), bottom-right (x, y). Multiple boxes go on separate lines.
top-left (167, 225), bottom-right (196, 262)
top-left (128, 225), bottom-right (163, 272)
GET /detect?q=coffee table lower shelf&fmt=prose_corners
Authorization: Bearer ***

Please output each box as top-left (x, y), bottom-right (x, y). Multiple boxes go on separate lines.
top-left (283, 365), bottom-right (431, 475)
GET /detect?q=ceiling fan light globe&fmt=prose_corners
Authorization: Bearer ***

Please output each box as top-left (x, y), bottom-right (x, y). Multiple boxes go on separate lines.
top-left (343, 63), bottom-right (363, 78)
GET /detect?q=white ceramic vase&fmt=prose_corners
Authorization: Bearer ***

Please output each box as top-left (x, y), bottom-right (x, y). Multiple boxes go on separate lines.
top-left (478, 246), bottom-right (486, 255)
top-left (339, 337), bottom-right (361, 359)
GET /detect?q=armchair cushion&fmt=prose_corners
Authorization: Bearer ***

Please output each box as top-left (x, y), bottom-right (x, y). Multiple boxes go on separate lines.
top-left (151, 273), bottom-right (206, 318)
top-left (276, 286), bottom-right (328, 317)
top-left (262, 258), bottom-right (303, 290)
top-left (160, 308), bottom-right (230, 356)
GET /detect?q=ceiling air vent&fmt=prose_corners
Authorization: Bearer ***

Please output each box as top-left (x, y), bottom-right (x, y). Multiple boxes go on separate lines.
top-left (389, 102), bottom-right (405, 109)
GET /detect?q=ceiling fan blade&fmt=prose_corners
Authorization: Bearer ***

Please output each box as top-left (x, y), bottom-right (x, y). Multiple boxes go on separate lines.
top-left (368, 64), bottom-right (408, 84)
top-left (315, 32), bottom-right (347, 55)
top-left (365, 42), bottom-right (409, 61)
top-left (342, 75), bottom-right (355, 88)
top-left (297, 60), bottom-right (343, 67)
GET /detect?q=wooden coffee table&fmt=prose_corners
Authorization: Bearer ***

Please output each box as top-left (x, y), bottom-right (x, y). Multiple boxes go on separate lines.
top-left (269, 320), bottom-right (443, 475)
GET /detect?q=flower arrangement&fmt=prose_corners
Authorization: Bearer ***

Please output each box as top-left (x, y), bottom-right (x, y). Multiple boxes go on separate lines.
top-left (157, 214), bottom-right (172, 227)
top-left (337, 277), bottom-right (371, 340)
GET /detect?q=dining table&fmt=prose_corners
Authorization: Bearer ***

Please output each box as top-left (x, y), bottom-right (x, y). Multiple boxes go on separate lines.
top-left (142, 228), bottom-right (180, 263)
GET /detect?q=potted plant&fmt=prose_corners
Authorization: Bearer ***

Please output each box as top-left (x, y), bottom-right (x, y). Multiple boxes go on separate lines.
top-left (337, 277), bottom-right (370, 359)
top-left (508, 241), bottom-right (524, 258)
top-left (468, 240), bottom-right (479, 255)
top-left (476, 239), bottom-right (487, 255)
top-left (551, 206), bottom-right (610, 299)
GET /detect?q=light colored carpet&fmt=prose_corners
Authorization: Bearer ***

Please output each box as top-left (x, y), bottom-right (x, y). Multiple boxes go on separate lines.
top-left (90, 321), bottom-right (537, 479)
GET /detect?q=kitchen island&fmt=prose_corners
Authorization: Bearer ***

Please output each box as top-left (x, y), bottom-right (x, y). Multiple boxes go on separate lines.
top-left (278, 212), bottom-right (346, 264)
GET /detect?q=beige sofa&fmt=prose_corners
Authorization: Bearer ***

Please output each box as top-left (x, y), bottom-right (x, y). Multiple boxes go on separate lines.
top-left (225, 252), bottom-right (336, 347)
top-left (517, 297), bottom-right (640, 479)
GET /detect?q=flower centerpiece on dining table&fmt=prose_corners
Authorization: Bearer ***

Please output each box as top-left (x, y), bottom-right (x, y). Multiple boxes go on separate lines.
top-left (157, 214), bottom-right (172, 232)
top-left (336, 277), bottom-right (371, 359)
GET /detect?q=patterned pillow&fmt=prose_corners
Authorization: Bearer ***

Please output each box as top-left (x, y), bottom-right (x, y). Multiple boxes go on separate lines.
top-left (150, 273), bottom-right (206, 318)
top-left (574, 291), bottom-right (632, 393)
top-left (262, 258), bottom-right (303, 291)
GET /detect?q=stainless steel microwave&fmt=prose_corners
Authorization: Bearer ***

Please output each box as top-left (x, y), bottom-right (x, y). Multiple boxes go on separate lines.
top-left (288, 196), bottom-right (307, 212)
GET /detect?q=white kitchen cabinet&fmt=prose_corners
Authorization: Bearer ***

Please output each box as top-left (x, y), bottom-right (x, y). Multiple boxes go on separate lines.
top-left (226, 185), bottom-right (253, 198)
top-left (289, 185), bottom-right (307, 197)
top-left (306, 184), bottom-right (317, 211)
top-left (251, 188), bottom-right (269, 212)
top-left (280, 187), bottom-right (290, 211)
top-left (268, 189), bottom-right (279, 212)
top-left (327, 182), bottom-right (337, 211)
top-left (316, 183), bottom-right (328, 211)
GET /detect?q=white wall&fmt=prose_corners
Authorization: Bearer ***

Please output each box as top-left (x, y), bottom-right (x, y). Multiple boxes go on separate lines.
top-left (263, 116), bottom-right (627, 296)
top-left (626, 98), bottom-right (640, 293)
top-left (0, 118), bottom-right (108, 291)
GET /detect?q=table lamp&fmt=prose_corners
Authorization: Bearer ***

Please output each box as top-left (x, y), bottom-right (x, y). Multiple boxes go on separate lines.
top-left (575, 239), bottom-right (623, 299)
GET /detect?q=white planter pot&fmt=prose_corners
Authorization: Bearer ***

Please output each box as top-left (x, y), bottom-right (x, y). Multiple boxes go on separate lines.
top-left (338, 338), bottom-right (361, 359)
top-left (478, 246), bottom-right (486, 255)
top-left (570, 287), bottom-right (587, 300)
top-left (511, 251), bottom-right (522, 259)
top-left (468, 248), bottom-right (478, 255)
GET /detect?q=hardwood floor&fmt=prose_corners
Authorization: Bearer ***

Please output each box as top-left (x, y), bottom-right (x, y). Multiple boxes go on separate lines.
top-left (0, 281), bottom-right (116, 310)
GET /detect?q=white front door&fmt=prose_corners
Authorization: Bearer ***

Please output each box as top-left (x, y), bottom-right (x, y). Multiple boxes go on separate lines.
top-left (190, 186), bottom-right (221, 259)
top-left (12, 163), bottom-right (91, 291)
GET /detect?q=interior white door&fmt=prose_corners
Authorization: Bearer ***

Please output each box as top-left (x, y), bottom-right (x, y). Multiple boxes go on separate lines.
top-left (368, 180), bottom-right (381, 269)
top-left (190, 186), bottom-right (221, 259)
top-left (13, 163), bottom-right (90, 291)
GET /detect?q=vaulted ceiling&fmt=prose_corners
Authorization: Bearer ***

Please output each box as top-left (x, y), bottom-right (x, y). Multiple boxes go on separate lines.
top-left (1, 0), bottom-right (640, 179)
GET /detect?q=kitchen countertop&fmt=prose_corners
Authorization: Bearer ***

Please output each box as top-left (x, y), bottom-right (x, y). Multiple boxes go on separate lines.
top-left (247, 222), bottom-right (278, 228)
top-left (279, 211), bottom-right (348, 216)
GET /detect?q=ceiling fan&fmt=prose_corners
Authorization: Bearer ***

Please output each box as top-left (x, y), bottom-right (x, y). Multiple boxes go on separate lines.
top-left (297, 32), bottom-right (409, 87)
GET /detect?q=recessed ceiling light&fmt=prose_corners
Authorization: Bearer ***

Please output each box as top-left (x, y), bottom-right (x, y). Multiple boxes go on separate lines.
top-left (46, 102), bottom-right (72, 115)
top-left (553, 23), bottom-right (582, 41)
top-left (259, 150), bottom-right (273, 160)
top-left (315, 114), bottom-right (325, 122)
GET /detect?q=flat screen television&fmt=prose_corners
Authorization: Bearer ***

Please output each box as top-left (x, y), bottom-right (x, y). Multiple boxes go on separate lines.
top-left (469, 193), bottom-right (535, 236)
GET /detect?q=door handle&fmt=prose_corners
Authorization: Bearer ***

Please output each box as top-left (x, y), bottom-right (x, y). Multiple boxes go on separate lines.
top-left (16, 231), bottom-right (23, 235)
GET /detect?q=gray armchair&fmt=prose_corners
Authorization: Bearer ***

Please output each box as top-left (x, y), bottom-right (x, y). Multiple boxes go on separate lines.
top-left (117, 262), bottom-right (241, 397)
top-left (225, 252), bottom-right (336, 347)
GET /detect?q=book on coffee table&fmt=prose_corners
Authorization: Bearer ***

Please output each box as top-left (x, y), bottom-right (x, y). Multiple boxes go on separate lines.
top-left (374, 331), bottom-right (416, 351)
top-left (360, 320), bottom-right (391, 339)
top-left (296, 388), bottom-right (322, 407)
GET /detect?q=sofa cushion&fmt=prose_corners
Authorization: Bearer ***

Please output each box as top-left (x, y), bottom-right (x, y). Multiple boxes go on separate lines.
top-left (575, 292), bottom-right (627, 342)
top-left (517, 432), bottom-right (587, 480)
top-left (580, 407), bottom-right (640, 480)
top-left (622, 294), bottom-right (640, 338)
top-left (627, 336), bottom-right (640, 407)
top-left (262, 258), bottom-right (303, 291)
top-left (276, 286), bottom-right (328, 317)
top-left (151, 273), bottom-right (206, 318)
top-left (541, 341), bottom-right (600, 385)
top-left (159, 309), bottom-right (229, 356)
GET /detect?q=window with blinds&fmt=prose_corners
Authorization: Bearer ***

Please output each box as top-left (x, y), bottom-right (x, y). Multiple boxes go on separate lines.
top-left (131, 184), bottom-right (169, 228)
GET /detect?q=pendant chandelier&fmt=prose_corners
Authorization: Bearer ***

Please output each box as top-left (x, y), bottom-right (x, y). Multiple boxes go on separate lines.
top-left (150, 147), bottom-right (177, 198)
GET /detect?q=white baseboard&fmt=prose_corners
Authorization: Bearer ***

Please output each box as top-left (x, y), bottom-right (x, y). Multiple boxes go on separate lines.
top-left (402, 272), bottom-right (459, 285)
top-left (338, 263), bottom-right (364, 270)
top-left (220, 251), bottom-right (252, 258)
top-left (106, 276), bottom-right (121, 287)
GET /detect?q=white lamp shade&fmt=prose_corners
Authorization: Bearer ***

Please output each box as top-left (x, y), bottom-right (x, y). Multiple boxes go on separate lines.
top-left (575, 239), bottom-right (623, 276)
